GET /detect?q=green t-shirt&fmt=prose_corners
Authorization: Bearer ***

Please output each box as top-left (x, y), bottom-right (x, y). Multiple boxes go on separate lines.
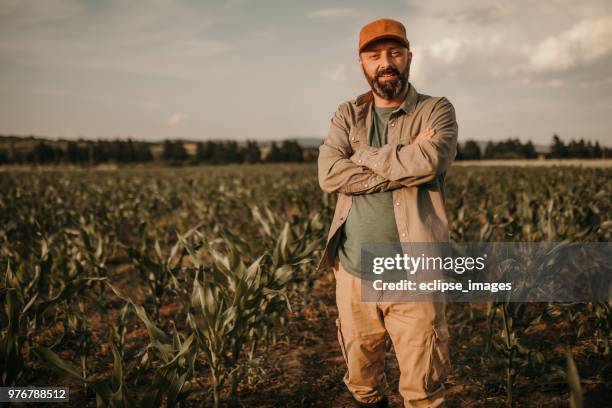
top-left (338, 105), bottom-right (401, 277)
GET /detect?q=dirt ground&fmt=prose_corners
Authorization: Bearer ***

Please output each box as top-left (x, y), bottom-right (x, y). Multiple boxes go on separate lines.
top-left (220, 270), bottom-right (610, 408)
top-left (26, 258), bottom-right (610, 408)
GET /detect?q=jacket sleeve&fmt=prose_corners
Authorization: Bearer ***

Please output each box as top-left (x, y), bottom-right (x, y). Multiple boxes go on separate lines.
top-left (349, 97), bottom-right (458, 188)
top-left (318, 103), bottom-right (405, 195)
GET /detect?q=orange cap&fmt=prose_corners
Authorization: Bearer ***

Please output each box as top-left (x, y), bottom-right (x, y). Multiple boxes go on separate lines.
top-left (359, 18), bottom-right (410, 53)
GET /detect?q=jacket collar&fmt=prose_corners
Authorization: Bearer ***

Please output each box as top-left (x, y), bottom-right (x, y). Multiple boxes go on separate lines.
top-left (354, 81), bottom-right (419, 124)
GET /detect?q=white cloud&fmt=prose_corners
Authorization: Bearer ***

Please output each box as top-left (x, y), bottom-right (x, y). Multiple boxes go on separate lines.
top-left (425, 35), bottom-right (502, 64)
top-left (168, 112), bottom-right (187, 125)
top-left (528, 16), bottom-right (612, 72)
top-left (308, 7), bottom-right (363, 19)
top-left (433, 3), bottom-right (516, 25)
top-left (0, 2), bottom-right (233, 80)
top-left (428, 38), bottom-right (462, 63)
top-left (323, 65), bottom-right (347, 82)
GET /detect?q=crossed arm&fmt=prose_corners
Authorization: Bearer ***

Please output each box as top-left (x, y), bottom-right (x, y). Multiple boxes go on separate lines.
top-left (318, 97), bottom-right (458, 195)
top-left (317, 103), bottom-right (404, 195)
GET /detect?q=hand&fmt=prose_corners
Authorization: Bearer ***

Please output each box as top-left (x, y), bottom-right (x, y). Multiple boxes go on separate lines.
top-left (413, 127), bottom-right (435, 143)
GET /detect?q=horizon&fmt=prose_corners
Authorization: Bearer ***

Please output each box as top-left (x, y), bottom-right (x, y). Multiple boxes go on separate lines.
top-left (3, 133), bottom-right (610, 151)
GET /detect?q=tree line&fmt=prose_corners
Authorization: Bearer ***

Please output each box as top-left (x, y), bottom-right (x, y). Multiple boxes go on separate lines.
top-left (0, 138), bottom-right (154, 165)
top-left (0, 138), bottom-right (308, 165)
top-left (456, 134), bottom-right (609, 160)
top-left (0, 134), bottom-right (608, 165)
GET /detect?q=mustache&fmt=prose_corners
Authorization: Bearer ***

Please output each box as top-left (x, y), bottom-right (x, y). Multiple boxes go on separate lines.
top-left (376, 67), bottom-right (400, 77)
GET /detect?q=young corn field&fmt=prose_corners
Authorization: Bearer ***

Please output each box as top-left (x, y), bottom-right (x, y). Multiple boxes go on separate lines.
top-left (1, 163), bottom-right (610, 407)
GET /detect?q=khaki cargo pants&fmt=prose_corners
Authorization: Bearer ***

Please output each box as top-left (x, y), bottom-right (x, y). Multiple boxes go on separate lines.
top-left (332, 257), bottom-right (450, 408)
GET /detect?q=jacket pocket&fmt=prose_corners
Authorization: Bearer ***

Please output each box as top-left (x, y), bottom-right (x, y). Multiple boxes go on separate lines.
top-left (348, 127), bottom-right (364, 152)
top-left (424, 322), bottom-right (451, 393)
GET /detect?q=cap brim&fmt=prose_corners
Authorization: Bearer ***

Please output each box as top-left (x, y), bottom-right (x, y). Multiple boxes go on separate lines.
top-left (360, 35), bottom-right (409, 52)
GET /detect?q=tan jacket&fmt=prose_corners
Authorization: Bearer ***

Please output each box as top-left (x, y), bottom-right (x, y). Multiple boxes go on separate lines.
top-left (316, 82), bottom-right (458, 273)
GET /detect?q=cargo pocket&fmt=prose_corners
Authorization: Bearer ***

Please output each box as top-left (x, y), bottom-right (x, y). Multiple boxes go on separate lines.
top-left (424, 322), bottom-right (450, 393)
top-left (336, 318), bottom-right (350, 376)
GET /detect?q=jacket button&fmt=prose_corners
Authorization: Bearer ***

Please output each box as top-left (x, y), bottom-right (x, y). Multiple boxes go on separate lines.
top-left (351, 137), bottom-right (356, 141)
top-left (390, 122), bottom-right (395, 127)
top-left (396, 202), bottom-right (400, 206)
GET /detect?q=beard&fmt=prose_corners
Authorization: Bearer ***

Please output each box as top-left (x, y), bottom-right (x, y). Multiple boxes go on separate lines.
top-left (363, 62), bottom-right (410, 100)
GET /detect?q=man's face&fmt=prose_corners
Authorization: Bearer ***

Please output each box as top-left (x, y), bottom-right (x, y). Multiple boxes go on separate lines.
top-left (359, 39), bottom-right (411, 100)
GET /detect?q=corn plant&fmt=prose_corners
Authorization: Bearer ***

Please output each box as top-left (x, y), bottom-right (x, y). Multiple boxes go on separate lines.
top-left (565, 346), bottom-right (583, 408)
top-left (1, 248), bottom-right (102, 387)
top-left (119, 221), bottom-right (188, 319)
top-left (34, 280), bottom-right (196, 408)
top-left (173, 228), bottom-right (295, 407)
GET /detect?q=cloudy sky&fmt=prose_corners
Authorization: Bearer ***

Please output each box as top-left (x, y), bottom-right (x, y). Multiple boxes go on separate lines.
top-left (1, 0), bottom-right (611, 145)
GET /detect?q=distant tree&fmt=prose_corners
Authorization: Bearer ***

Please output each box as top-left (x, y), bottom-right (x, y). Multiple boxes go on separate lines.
top-left (577, 138), bottom-right (589, 158)
top-left (196, 141), bottom-right (216, 163)
top-left (125, 138), bottom-right (136, 162)
top-left (567, 139), bottom-right (582, 158)
top-left (134, 142), bottom-right (152, 162)
top-left (266, 142), bottom-right (283, 162)
top-left (594, 141), bottom-right (603, 159)
top-left (586, 140), bottom-right (594, 158)
top-left (195, 142), bottom-right (206, 163)
top-left (162, 140), bottom-right (188, 163)
top-left (461, 140), bottom-right (482, 160)
top-left (86, 141), bottom-right (94, 165)
top-left (522, 141), bottom-right (537, 159)
top-left (102, 140), bottom-right (113, 162)
top-left (483, 141), bottom-right (495, 159)
top-left (567, 139), bottom-right (577, 158)
top-left (223, 141), bottom-right (243, 163)
top-left (66, 141), bottom-right (81, 163)
top-left (483, 138), bottom-right (535, 159)
top-left (243, 140), bottom-right (261, 163)
top-left (280, 140), bottom-right (303, 162)
top-left (549, 134), bottom-right (567, 158)
top-left (9, 141), bottom-right (22, 164)
top-left (111, 139), bottom-right (126, 162)
top-left (212, 142), bottom-right (230, 164)
top-left (30, 141), bottom-right (57, 164)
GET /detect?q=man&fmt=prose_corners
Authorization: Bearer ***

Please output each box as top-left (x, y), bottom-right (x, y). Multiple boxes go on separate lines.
top-left (316, 18), bottom-right (457, 408)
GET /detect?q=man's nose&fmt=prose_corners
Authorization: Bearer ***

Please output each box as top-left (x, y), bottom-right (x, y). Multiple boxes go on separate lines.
top-left (379, 52), bottom-right (393, 71)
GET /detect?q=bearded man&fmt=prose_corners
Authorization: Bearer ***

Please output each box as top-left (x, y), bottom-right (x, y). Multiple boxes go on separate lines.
top-left (316, 18), bottom-right (458, 408)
